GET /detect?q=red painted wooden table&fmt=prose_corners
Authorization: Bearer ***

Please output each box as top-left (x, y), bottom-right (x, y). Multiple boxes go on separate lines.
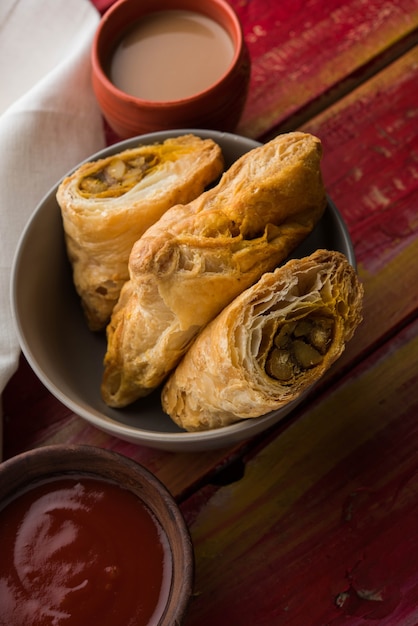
top-left (2, 1), bottom-right (418, 623)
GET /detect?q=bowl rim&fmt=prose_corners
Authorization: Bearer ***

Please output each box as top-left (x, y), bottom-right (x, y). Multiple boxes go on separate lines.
top-left (10, 129), bottom-right (356, 452)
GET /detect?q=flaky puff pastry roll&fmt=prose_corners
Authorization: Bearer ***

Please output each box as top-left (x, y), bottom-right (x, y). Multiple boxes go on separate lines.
top-left (57, 134), bottom-right (224, 330)
top-left (102, 132), bottom-right (327, 407)
top-left (162, 250), bottom-right (363, 431)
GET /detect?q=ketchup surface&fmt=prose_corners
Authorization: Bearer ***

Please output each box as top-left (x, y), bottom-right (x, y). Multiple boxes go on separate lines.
top-left (0, 475), bottom-right (172, 626)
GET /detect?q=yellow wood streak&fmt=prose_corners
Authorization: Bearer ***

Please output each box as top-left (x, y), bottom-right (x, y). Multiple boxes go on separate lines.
top-left (301, 46), bottom-right (418, 136)
top-left (238, 10), bottom-right (418, 138)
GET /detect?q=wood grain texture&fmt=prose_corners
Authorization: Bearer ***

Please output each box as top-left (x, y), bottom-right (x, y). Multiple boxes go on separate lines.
top-left (234, 0), bottom-right (418, 138)
top-left (302, 47), bottom-right (418, 247)
top-left (300, 48), bottom-right (418, 380)
top-left (181, 318), bottom-right (418, 625)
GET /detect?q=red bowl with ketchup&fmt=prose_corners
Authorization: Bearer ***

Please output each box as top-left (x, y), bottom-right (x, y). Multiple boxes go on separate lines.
top-left (91, 0), bottom-right (251, 138)
top-left (0, 445), bottom-right (193, 625)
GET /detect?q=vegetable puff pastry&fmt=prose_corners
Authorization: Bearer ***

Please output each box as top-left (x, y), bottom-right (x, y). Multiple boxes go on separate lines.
top-left (162, 250), bottom-right (364, 431)
top-left (56, 134), bottom-right (224, 331)
top-left (101, 132), bottom-right (327, 407)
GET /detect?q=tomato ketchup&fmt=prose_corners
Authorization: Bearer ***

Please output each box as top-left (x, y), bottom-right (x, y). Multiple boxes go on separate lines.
top-left (0, 476), bottom-right (172, 625)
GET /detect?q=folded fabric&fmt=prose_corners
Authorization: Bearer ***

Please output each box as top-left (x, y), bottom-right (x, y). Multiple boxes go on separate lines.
top-left (0, 0), bottom-right (106, 455)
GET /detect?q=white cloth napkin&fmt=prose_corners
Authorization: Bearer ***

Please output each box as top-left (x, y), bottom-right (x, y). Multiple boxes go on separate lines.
top-left (0, 0), bottom-right (106, 457)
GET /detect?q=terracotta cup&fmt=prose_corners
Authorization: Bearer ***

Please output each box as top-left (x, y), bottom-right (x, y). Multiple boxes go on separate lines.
top-left (91, 0), bottom-right (251, 138)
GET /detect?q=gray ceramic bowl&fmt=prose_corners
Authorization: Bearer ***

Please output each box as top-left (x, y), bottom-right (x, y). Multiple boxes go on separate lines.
top-left (11, 129), bottom-right (355, 451)
top-left (0, 444), bottom-right (193, 624)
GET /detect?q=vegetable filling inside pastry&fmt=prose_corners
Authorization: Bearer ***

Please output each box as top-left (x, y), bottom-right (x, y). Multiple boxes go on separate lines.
top-left (265, 315), bottom-right (334, 382)
top-left (78, 153), bottom-right (160, 198)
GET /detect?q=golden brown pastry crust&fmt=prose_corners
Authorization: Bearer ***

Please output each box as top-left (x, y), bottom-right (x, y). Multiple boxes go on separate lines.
top-left (57, 134), bottom-right (224, 330)
top-left (102, 132), bottom-right (327, 407)
top-left (162, 250), bottom-right (364, 431)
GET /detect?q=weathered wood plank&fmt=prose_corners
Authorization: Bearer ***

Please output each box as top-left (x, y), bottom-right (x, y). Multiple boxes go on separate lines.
top-left (235, 0), bottom-right (418, 138)
top-left (299, 48), bottom-right (418, 380)
top-left (302, 47), bottom-right (418, 244)
top-left (181, 318), bottom-right (418, 625)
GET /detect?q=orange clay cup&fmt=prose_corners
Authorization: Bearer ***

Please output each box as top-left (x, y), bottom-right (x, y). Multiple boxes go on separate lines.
top-left (91, 0), bottom-right (251, 139)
